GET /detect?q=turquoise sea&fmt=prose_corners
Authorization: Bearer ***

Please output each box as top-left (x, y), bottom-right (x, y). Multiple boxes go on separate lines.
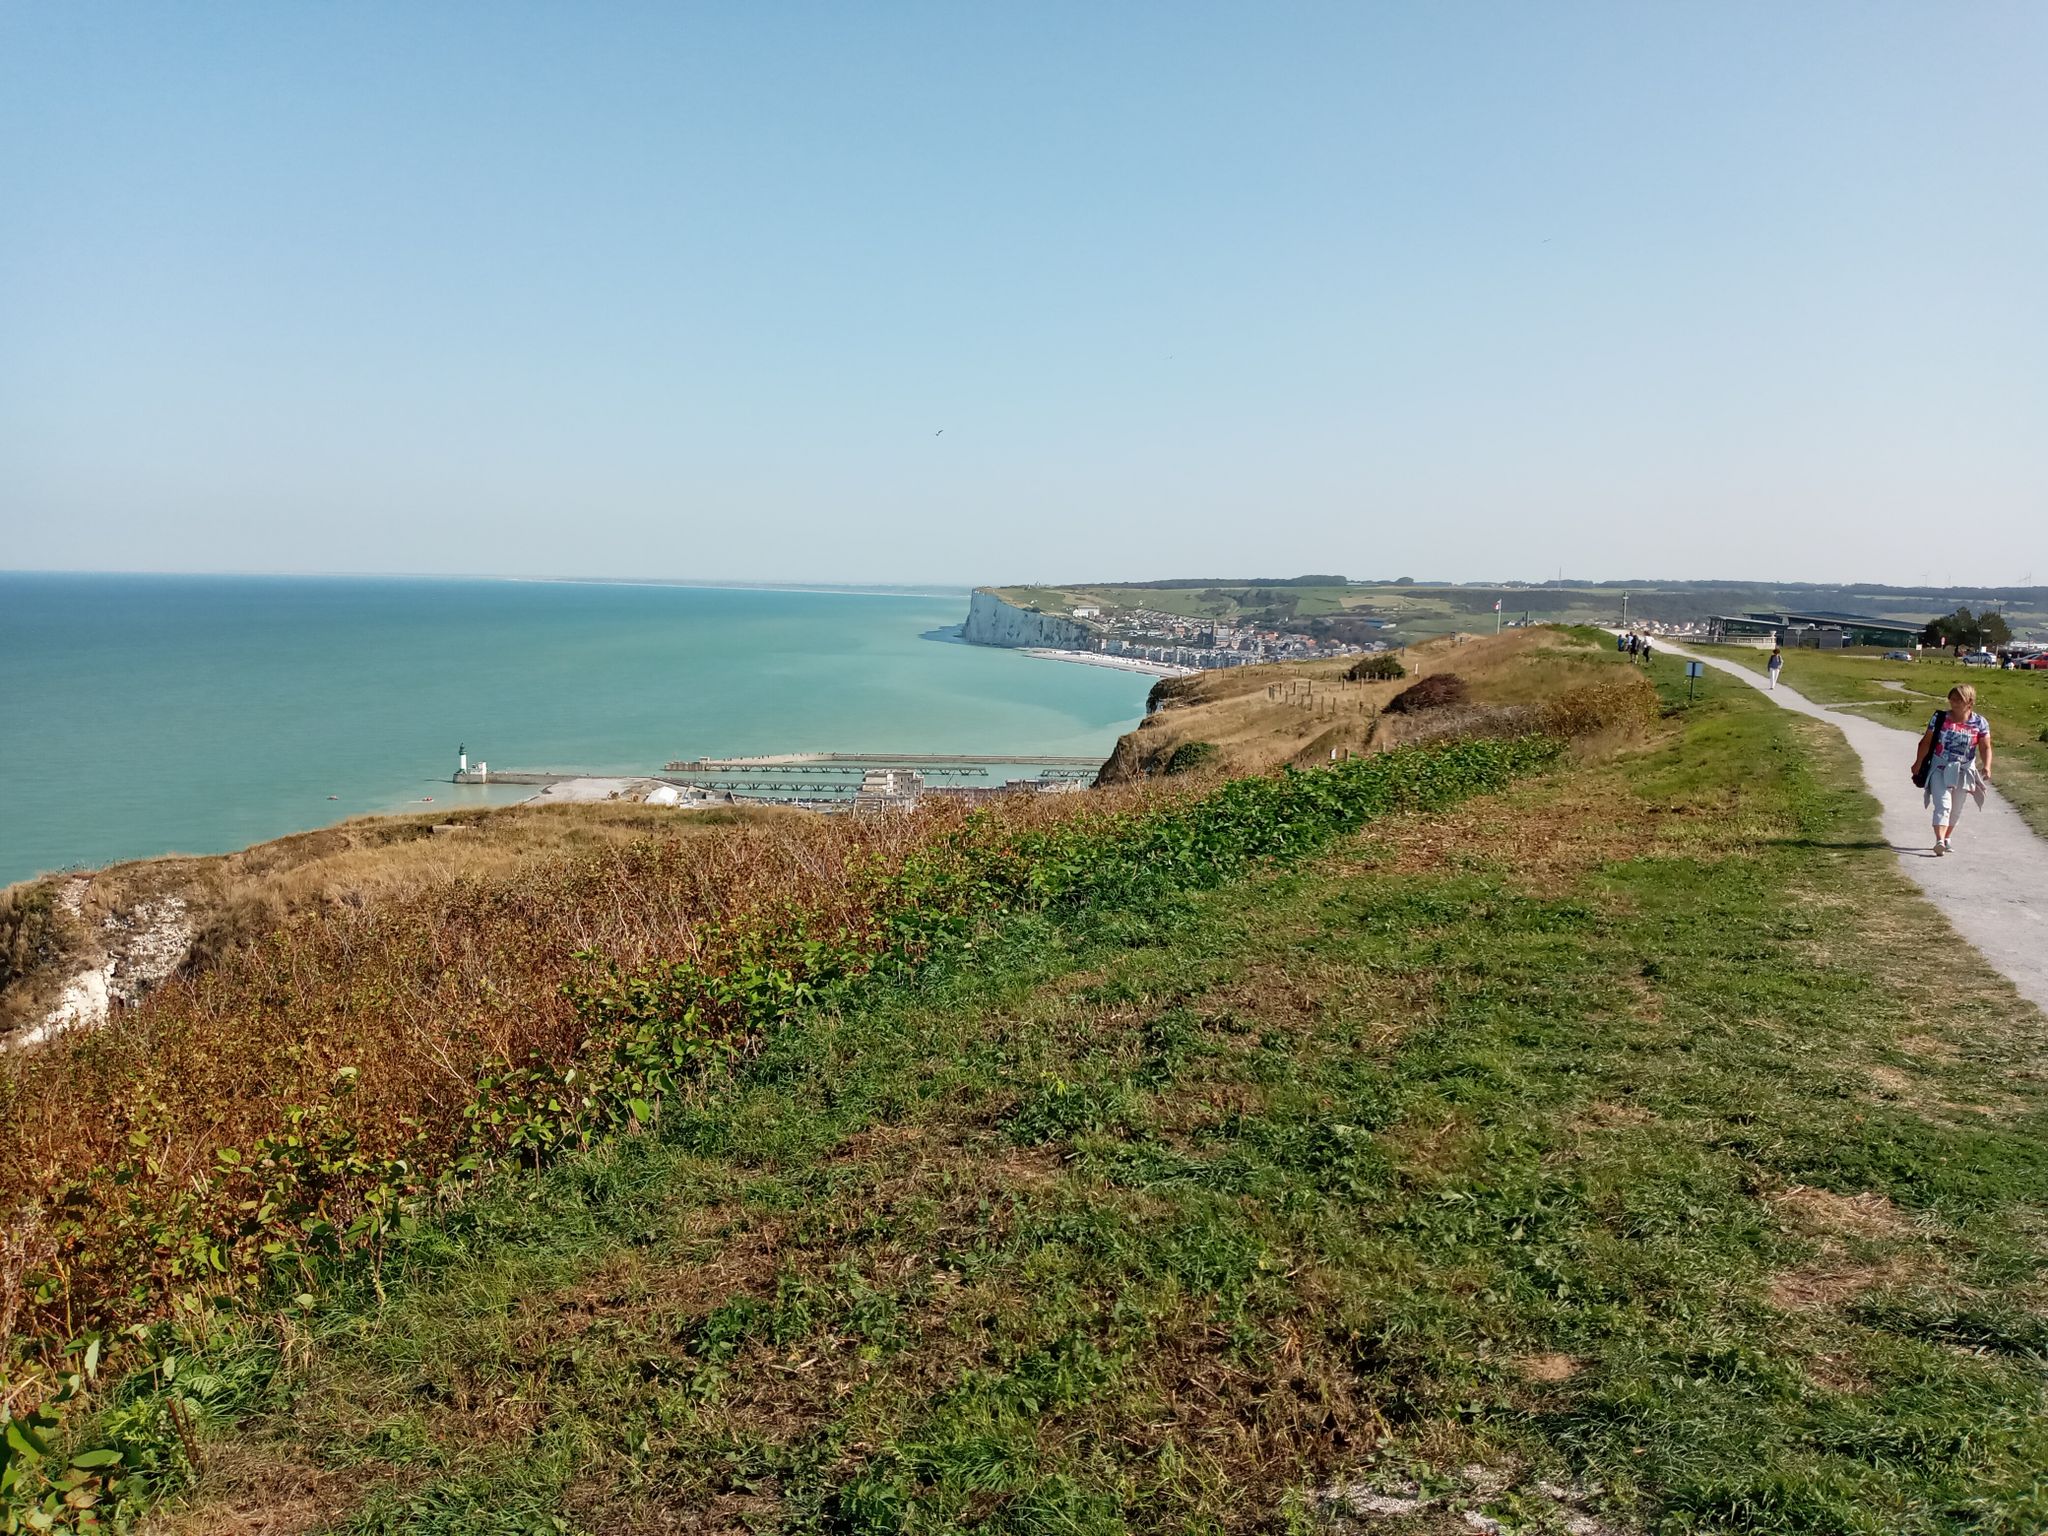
top-left (0, 574), bottom-right (1153, 887)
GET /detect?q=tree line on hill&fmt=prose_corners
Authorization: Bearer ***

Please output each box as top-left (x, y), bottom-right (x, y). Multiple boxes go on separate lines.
top-left (1922, 606), bottom-right (2013, 649)
top-left (1086, 575), bottom-right (1350, 590)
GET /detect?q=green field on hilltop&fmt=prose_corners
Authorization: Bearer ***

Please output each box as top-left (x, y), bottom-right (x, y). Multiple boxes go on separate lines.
top-left (1697, 643), bottom-right (2048, 838)
top-left (993, 580), bottom-right (1630, 639)
top-left (47, 655), bottom-right (2048, 1535)
top-left (992, 580), bottom-right (2048, 647)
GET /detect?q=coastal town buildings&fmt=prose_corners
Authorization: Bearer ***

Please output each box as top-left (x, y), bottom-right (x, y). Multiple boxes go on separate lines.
top-left (1078, 605), bottom-right (1372, 670)
top-left (853, 768), bottom-right (924, 814)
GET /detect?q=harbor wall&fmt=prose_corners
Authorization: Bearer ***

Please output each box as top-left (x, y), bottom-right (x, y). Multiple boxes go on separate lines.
top-left (962, 588), bottom-right (1095, 650)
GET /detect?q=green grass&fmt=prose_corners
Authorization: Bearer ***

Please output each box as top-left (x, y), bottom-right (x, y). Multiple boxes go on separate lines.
top-left (68, 666), bottom-right (2048, 1534)
top-left (1696, 644), bottom-right (2048, 837)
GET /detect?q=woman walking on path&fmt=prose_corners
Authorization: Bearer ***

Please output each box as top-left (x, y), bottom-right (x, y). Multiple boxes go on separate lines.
top-left (1767, 647), bottom-right (1784, 689)
top-left (1912, 684), bottom-right (1993, 856)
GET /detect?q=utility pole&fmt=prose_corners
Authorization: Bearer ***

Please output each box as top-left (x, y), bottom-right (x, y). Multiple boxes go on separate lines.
top-left (1621, 591), bottom-right (1629, 631)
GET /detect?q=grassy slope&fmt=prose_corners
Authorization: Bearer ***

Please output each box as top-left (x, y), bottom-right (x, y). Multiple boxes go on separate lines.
top-left (0, 801), bottom-right (796, 1033)
top-left (108, 661), bottom-right (2048, 1535)
top-left (1695, 645), bottom-right (2048, 839)
top-left (1103, 628), bottom-right (1649, 782)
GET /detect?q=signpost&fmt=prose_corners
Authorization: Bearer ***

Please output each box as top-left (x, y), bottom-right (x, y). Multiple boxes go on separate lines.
top-left (1686, 659), bottom-right (1704, 703)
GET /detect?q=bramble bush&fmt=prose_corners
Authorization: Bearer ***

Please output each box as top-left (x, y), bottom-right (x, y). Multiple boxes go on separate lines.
top-left (1385, 672), bottom-right (1469, 713)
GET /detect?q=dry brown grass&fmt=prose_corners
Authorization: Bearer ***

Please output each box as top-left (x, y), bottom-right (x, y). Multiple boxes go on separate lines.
top-left (1514, 1352), bottom-right (1583, 1384)
top-left (0, 801), bottom-right (802, 1032)
top-left (1766, 1186), bottom-right (1934, 1313)
top-left (1766, 1251), bottom-right (1925, 1312)
top-left (1100, 629), bottom-right (1656, 783)
top-left (1771, 1185), bottom-right (1916, 1243)
top-left (1322, 740), bottom-right (1680, 896)
top-left (136, 1446), bottom-right (358, 1536)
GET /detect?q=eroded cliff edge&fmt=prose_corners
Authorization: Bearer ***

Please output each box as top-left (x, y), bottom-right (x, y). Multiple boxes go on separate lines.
top-left (962, 588), bottom-right (1095, 650)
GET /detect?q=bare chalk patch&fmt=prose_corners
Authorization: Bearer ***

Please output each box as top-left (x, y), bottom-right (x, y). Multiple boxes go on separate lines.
top-left (12, 895), bottom-right (193, 1051)
top-left (1314, 1463), bottom-right (1625, 1533)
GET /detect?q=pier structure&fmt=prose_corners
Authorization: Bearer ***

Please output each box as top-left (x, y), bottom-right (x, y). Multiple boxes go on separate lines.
top-left (662, 752), bottom-right (1103, 804)
top-left (664, 752), bottom-right (1103, 773)
top-left (667, 763), bottom-right (996, 781)
top-left (452, 752), bottom-right (1106, 806)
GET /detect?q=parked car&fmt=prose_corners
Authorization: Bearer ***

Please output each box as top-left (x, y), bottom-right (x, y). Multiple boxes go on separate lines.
top-left (1883, 650), bottom-right (1914, 662)
top-left (1960, 651), bottom-right (1999, 667)
top-left (2021, 653), bottom-right (2048, 670)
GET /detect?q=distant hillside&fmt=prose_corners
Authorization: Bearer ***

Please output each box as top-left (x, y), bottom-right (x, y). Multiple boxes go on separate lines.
top-left (993, 578), bottom-right (2048, 643)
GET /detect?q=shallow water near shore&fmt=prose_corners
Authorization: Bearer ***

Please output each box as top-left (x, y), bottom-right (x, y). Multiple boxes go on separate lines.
top-left (0, 574), bottom-right (1151, 886)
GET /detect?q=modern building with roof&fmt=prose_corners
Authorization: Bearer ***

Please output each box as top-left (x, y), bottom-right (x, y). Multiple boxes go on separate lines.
top-left (1709, 611), bottom-right (1922, 648)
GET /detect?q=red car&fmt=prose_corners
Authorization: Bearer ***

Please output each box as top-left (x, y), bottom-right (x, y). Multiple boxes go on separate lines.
top-left (2023, 654), bottom-right (2048, 670)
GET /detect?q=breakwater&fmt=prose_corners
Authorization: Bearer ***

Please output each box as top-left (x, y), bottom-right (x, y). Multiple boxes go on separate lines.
top-left (450, 770), bottom-right (578, 786)
top-left (665, 752), bottom-right (1102, 772)
top-left (447, 754), bottom-right (1106, 807)
top-left (665, 751), bottom-right (1102, 802)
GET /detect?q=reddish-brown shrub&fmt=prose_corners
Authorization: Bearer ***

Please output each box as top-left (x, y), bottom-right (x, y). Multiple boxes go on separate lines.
top-left (1384, 672), bottom-right (1469, 713)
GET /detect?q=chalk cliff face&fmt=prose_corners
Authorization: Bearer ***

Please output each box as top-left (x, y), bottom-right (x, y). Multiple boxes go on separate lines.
top-left (961, 589), bottom-right (1095, 650)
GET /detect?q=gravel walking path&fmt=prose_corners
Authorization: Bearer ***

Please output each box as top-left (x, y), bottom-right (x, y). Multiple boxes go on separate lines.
top-left (1660, 643), bottom-right (2048, 1014)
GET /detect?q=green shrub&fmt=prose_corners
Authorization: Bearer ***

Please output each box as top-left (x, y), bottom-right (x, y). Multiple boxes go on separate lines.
top-left (1345, 653), bottom-right (1406, 682)
top-left (1164, 742), bottom-right (1220, 775)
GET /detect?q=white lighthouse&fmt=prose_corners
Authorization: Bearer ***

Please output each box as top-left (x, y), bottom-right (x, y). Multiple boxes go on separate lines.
top-left (457, 743), bottom-right (468, 780)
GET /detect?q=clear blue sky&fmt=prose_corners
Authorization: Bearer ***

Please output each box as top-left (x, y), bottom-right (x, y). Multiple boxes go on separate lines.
top-left (2, 2), bottom-right (2041, 586)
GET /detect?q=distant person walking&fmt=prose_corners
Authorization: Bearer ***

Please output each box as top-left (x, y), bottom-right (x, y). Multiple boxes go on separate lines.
top-left (1912, 684), bottom-right (1993, 856)
top-left (1767, 647), bottom-right (1784, 690)
top-left (1640, 636), bottom-right (1653, 663)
